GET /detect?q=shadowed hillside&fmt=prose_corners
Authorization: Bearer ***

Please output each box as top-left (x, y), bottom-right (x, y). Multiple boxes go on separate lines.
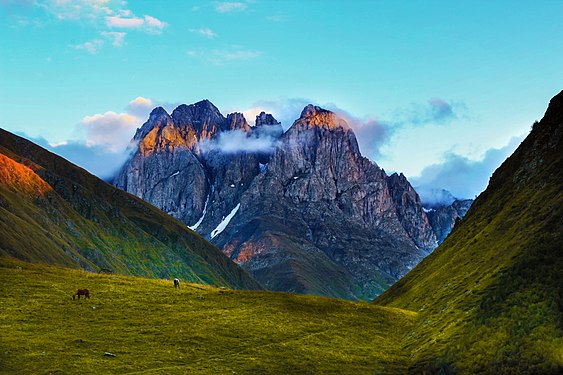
top-left (376, 91), bottom-right (563, 373)
top-left (0, 129), bottom-right (260, 290)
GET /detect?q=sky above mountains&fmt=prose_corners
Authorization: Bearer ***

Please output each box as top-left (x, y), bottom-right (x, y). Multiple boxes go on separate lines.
top-left (1, 0), bottom-right (562, 201)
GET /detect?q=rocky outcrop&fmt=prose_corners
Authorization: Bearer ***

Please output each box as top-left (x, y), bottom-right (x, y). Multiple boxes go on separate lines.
top-left (114, 101), bottom-right (440, 300)
top-left (426, 199), bottom-right (473, 243)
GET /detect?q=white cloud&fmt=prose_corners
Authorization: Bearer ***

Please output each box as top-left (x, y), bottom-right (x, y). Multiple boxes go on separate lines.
top-left (101, 31), bottom-right (126, 47)
top-left (106, 15), bottom-right (143, 28)
top-left (106, 14), bottom-right (167, 33)
top-left (200, 129), bottom-right (279, 154)
top-left (125, 96), bottom-right (154, 117)
top-left (35, 1), bottom-right (167, 36)
top-left (214, 2), bottom-right (247, 13)
top-left (143, 15), bottom-right (166, 30)
top-left (189, 27), bottom-right (217, 39)
top-left (71, 39), bottom-right (104, 54)
top-left (39, 0), bottom-right (114, 21)
top-left (21, 96), bottom-right (181, 179)
top-left (82, 111), bottom-right (140, 152)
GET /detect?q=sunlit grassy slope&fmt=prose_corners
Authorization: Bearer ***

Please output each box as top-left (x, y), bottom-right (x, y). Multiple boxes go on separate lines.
top-left (0, 129), bottom-right (259, 290)
top-left (0, 257), bottom-right (416, 374)
top-left (376, 91), bottom-right (563, 373)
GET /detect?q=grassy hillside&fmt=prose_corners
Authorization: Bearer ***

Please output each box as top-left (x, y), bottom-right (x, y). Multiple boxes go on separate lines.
top-left (0, 257), bottom-right (415, 374)
top-left (375, 92), bottom-right (563, 373)
top-left (0, 129), bottom-right (260, 290)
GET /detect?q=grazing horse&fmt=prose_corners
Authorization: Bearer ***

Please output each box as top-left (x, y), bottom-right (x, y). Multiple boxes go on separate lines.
top-left (72, 289), bottom-right (90, 300)
top-left (174, 278), bottom-right (180, 288)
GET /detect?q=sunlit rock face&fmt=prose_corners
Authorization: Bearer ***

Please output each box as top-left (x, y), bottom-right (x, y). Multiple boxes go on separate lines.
top-left (115, 101), bottom-right (439, 300)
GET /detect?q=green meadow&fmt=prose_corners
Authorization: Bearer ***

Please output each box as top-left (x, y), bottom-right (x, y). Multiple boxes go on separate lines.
top-left (0, 257), bottom-right (415, 374)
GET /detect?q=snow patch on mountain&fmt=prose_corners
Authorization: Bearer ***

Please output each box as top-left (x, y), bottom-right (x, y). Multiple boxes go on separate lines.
top-left (210, 203), bottom-right (240, 239)
top-left (189, 194), bottom-right (209, 230)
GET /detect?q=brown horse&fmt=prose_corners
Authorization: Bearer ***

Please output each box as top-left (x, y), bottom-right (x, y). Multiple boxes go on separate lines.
top-left (72, 289), bottom-right (90, 300)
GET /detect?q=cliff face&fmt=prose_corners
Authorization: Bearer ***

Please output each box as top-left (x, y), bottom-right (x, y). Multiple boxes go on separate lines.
top-left (426, 199), bottom-right (473, 243)
top-left (115, 101), bottom-right (439, 300)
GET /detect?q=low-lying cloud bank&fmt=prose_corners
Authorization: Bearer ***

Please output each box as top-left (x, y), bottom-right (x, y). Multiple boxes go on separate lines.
top-left (199, 129), bottom-right (280, 154)
top-left (411, 136), bottom-right (524, 204)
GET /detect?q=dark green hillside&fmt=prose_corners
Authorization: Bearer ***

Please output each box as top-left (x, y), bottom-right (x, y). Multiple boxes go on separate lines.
top-left (0, 257), bottom-right (415, 374)
top-left (376, 92), bottom-right (563, 373)
top-left (0, 129), bottom-right (260, 290)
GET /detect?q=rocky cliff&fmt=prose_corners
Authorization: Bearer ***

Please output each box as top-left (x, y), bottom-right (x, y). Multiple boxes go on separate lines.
top-left (426, 199), bottom-right (473, 243)
top-left (115, 101), bottom-right (440, 300)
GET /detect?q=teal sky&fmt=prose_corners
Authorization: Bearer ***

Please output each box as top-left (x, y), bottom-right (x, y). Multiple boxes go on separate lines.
top-left (1, 0), bottom-right (562, 200)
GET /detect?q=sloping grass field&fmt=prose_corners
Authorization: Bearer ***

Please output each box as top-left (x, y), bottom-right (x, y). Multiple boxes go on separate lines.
top-left (0, 257), bottom-right (416, 374)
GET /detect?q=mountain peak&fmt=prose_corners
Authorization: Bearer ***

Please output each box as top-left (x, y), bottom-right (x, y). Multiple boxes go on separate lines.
top-left (300, 104), bottom-right (331, 118)
top-left (297, 104), bottom-right (349, 130)
top-left (226, 112), bottom-right (251, 132)
top-left (171, 100), bottom-right (225, 127)
top-left (148, 106), bottom-right (170, 120)
top-left (255, 112), bottom-right (280, 127)
top-left (134, 106), bottom-right (173, 141)
top-left (194, 99), bottom-right (220, 111)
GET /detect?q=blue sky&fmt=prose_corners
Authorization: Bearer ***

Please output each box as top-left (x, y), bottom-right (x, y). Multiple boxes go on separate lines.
top-left (1, 0), bottom-right (562, 201)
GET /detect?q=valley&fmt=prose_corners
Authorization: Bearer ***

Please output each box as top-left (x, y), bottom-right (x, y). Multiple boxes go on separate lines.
top-left (1, 90), bottom-right (562, 373)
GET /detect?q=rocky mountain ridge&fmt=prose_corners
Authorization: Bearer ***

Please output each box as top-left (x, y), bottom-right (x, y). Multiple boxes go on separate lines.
top-left (115, 100), bottom-right (468, 299)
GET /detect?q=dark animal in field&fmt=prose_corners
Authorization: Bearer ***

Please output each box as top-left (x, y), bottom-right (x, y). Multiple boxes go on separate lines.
top-left (72, 289), bottom-right (90, 300)
top-left (174, 278), bottom-right (180, 288)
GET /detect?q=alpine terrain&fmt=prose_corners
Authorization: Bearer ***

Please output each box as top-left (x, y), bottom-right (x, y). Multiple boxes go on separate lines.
top-left (114, 100), bottom-right (465, 300)
top-left (0, 129), bottom-right (260, 290)
top-left (376, 90), bottom-right (563, 373)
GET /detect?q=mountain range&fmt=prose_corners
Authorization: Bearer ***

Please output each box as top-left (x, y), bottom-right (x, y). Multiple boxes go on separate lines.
top-left (114, 100), bottom-right (470, 300)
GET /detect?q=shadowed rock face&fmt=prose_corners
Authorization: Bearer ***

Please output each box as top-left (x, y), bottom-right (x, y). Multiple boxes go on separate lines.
top-left (426, 199), bottom-right (473, 244)
top-left (115, 101), bottom-right (439, 300)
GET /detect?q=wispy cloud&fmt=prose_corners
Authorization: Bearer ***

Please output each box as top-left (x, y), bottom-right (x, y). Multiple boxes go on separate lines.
top-left (125, 96), bottom-right (154, 116)
top-left (71, 39), bottom-right (104, 54)
top-left (101, 31), bottom-right (126, 47)
top-left (411, 136), bottom-right (524, 201)
top-left (31, 1), bottom-right (168, 40)
top-left (189, 27), bottom-right (217, 39)
top-left (200, 129), bottom-right (280, 154)
top-left (214, 2), bottom-right (247, 13)
top-left (106, 14), bottom-right (167, 33)
top-left (39, 0), bottom-right (115, 21)
top-left (187, 47), bottom-right (262, 65)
